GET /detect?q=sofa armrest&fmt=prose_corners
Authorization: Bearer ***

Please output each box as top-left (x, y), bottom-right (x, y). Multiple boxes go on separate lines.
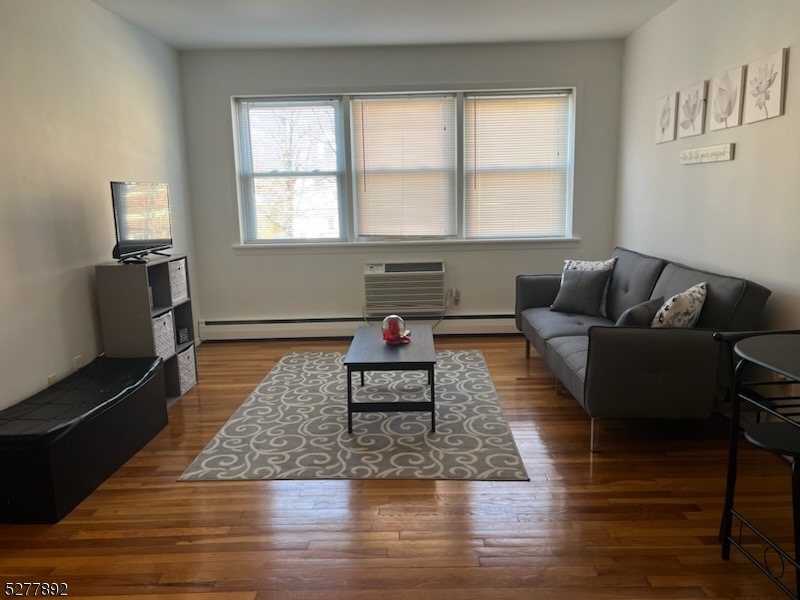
top-left (583, 326), bottom-right (720, 419)
top-left (515, 274), bottom-right (561, 330)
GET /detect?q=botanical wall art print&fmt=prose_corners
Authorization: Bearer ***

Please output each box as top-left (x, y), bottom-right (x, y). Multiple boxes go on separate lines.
top-left (655, 92), bottom-right (677, 143)
top-left (743, 48), bottom-right (788, 124)
top-left (677, 80), bottom-right (707, 139)
top-left (709, 66), bottom-right (745, 131)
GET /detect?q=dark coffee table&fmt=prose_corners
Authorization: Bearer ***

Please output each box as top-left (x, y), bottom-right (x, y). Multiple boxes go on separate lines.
top-left (343, 324), bottom-right (436, 433)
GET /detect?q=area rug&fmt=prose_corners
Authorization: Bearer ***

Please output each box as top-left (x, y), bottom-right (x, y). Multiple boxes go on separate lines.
top-left (179, 350), bottom-right (528, 481)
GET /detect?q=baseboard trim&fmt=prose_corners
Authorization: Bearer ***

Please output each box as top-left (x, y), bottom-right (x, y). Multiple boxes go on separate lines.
top-left (199, 315), bottom-right (518, 340)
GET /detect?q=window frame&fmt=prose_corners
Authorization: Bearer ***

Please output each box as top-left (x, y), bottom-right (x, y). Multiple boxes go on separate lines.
top-left (232, 88), bottom-right (575, 246)
top-left (463, 91), bottom-right (574, 240)
top-left (351, 93), bottom-right (459, 241)
top-left (234, 96), bottom-right (348, 244)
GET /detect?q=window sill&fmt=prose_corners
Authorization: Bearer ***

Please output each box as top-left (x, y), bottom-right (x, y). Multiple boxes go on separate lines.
top-left (232, 237), bottom-right (582, 256)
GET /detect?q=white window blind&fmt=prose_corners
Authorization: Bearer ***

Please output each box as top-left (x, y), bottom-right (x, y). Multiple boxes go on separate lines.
top-left (352, 95), bottom-right (456, 238)
top-left (464, 92), bottom-right (571, 238)
top-left (237, 98), bottom-right (343, 242)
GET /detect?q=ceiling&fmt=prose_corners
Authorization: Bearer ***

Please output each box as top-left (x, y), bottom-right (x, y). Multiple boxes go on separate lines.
top-left (91, 0), bottom-right (676, 50)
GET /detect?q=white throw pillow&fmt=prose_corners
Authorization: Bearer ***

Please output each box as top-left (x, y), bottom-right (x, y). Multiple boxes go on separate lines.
top-left (561, 257), bottom-right (617, 317)
top-left (651, 282), bottom-right (707, 328)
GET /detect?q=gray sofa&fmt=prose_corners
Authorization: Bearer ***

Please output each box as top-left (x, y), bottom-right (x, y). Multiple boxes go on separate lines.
top-left (515, 247), bottom-right (771, 450)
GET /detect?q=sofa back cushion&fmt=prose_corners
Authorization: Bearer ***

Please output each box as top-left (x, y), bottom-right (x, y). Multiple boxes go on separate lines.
top-left (651, 262), bottom-right (771, 331)
top-left (606, 247), bottom-right (666, 322)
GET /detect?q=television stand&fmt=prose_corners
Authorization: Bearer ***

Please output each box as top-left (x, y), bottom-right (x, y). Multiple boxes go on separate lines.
top-left (119, 251), bottom-right (171, 263)
top-left (96, 254), bottom-right (198, 405)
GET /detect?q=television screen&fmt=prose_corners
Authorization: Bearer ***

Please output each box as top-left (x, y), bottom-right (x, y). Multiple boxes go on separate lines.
top-left (111, 181), bottom-right (173, 261)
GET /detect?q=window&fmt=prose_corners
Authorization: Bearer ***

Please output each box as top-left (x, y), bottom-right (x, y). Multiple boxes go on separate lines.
top-left (236, 98), bottom-right (344, 242)
top-left (465, 93), bottom-right (571, 238)
top-left (234, 90), bottom-right (572, 244)
top-left (352, 95), bottom-right (456, 238)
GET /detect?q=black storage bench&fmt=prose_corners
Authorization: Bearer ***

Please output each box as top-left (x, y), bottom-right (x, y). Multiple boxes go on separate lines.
top-left (0, 356), bottom-right (166, 523)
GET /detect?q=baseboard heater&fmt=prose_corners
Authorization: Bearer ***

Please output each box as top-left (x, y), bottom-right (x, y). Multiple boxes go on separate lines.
top-left (363, 261), bottom-right (446, 319)
top-left (199, 314), bottom-right (517, 340)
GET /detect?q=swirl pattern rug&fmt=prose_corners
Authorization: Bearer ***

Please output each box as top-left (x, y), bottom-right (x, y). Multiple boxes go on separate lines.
top-left (179, 350), bottom-right (528, 481)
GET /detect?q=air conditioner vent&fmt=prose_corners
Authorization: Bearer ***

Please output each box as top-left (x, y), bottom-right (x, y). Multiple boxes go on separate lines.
top-left (364, 262), bottom-right (445, 319)
top-left (384, 262), bottom-right (443, 273)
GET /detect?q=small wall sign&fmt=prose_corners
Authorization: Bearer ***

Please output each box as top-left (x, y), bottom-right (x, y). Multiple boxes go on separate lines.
top-left (679, 143), bottom-right (735, 165)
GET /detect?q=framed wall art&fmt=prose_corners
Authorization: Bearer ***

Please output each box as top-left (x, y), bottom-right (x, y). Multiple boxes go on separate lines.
top-left (677, 80), bottom-right (707, 139)
top-left (709, 66), bottom-right (745, 131)
top-left (655, 92), bottom-right (677, 143)
top-left (743, 48), bottom-right (788, 124)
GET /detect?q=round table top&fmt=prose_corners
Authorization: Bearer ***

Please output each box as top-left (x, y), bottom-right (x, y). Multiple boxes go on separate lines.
top-left (734, 334), bottom-right (800, 382)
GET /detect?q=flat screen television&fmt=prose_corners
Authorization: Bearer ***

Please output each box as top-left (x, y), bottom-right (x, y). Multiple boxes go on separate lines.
top-left (110, 181), bottom-right (173, 262)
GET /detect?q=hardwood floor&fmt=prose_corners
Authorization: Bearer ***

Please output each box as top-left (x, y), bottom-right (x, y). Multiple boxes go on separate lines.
top-left (1, 334), bottom-right (794, 599)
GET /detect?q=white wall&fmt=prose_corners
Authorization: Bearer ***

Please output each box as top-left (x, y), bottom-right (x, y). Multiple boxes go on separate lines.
top-left (618, 0), bottom-right (800, 327)
top-left (180, 42), bottom-right (623, 336)
top-left (0, 0), bottom-right (193, 409)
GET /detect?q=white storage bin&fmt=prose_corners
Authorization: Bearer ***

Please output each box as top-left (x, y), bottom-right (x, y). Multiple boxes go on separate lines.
top-left (152, 311), bottom-right (176, 360)
top-left (169, 258), bottom-right (188, 303)
top-left (177, 344), bottom-right (197, 394)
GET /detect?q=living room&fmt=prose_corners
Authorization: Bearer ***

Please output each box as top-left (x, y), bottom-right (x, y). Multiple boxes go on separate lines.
top-left (2, 0), bottom-right (798, 412)
top-left (2, 0), bottom-right (798, 410)
top-left (1, 0), bottom-right (799, 595)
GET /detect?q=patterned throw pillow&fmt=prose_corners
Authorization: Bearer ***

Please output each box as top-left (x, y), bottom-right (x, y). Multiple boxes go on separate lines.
top-left (561, 257), bottom-right (617, 317)
top-left (651, 282), bottom-right (707, 328)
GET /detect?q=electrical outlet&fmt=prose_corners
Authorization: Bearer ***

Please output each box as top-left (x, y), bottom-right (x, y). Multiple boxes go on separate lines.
top-left (446, 288), bottom-right (458, 307)
top-left (47, 373), bottom-right (58, 386)
top-left (452, 288), bottom-right (461, 307)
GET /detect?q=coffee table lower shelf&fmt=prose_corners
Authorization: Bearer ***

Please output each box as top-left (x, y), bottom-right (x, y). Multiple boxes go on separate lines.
top-left (346, 365), bottom-right (435, 433)
top-left (344, 325), bottom-right (437, 433)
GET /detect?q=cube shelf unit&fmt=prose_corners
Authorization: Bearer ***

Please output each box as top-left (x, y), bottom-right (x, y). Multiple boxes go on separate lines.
top-left (95, 254), bottom-right (197, 405)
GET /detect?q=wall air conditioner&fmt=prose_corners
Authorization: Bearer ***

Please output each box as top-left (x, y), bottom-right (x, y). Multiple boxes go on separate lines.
top-left (364, 262), bottom-right (446, 319)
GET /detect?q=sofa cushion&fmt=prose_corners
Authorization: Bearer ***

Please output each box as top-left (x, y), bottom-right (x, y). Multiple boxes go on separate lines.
top-left (606, 248), bottom-right (666, 322)
top-left (551, 268), bottom-right (613, 317)
top-left (522, 307), bottom-right (611, 341)
top-left (652, 282), bottom-right (707, 328)
top-left (615, 296), bottom-right (664, 327)
top-left (545, 336), bottom-right (589, 407)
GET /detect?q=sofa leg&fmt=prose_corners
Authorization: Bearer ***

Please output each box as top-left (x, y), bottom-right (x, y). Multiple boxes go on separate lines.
top-left (555, 379), bottom-right (566, 395)
top-left (525, 339), bottom-right (530, 359)
top-left (590, 418), bottom-right (600, 453)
